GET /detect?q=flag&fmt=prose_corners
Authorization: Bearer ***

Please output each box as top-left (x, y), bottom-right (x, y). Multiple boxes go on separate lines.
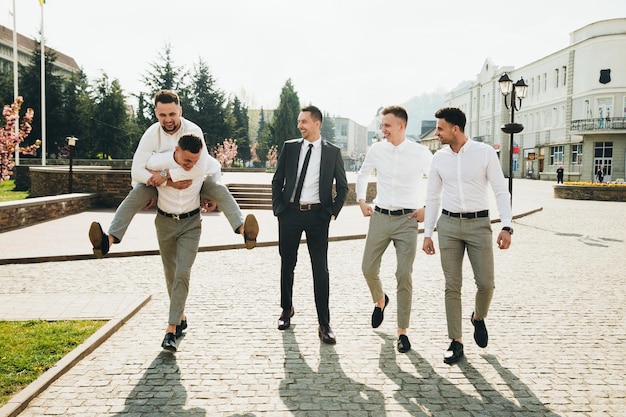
top-left (39, 0), bottom-right (45, 4)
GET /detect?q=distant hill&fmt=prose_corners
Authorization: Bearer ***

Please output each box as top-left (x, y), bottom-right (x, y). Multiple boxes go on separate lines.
top-left (402, 90), bottom-right (446, 137)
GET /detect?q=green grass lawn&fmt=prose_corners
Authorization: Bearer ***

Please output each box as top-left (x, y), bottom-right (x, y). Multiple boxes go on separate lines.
top-left (0, 180), bottom-right (29, 202)
top-left (0, 320), bottom-right (104, 406)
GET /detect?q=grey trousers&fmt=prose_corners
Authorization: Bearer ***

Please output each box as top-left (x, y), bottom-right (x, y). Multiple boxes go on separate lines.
top-left (109, 176), bottom-right (243, 242)
top-left (437, 215), bottom-right (494, 340)
top-left (362, 211), bottom-right (418, 329)
top-left (155, 212), bottom-right (202, 326)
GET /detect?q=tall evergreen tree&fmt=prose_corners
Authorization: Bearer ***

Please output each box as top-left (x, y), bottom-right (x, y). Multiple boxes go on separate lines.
top-left (230, 96), bottom-right (250, 162)
top-left (91, 73), bottom-right (135, 159)
top-left (59, 70), bottom-right (94, 158)
top-left (183, 57), bottom-right (228, 148)
top-left (140, 44), bottom-right (188, 122)
top-left (270, 79), bottom-right (300, 149)
top-left (321, 113), bottom-right (336, 143)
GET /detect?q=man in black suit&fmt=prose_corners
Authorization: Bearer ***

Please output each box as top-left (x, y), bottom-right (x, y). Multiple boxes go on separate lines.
top-left (271, 105), bottom-right (348, 344)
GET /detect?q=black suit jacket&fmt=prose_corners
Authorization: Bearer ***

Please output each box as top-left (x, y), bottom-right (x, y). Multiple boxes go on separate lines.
top-left (271, 139), bottom-right (348, 220)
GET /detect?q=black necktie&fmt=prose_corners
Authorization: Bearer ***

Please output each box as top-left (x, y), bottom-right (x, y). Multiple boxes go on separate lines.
top-left (293, 143), bottom-right (313, 204)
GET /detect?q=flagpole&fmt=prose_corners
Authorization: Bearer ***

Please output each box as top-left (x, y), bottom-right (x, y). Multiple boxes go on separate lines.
top-left (40, 0), bottom-right (46, 166)
top-left (12, 0), bottom-right (19, 165)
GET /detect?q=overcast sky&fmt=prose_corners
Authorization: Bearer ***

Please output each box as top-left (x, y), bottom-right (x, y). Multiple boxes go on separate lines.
top-left (3, 0), bottom-right (626, 126)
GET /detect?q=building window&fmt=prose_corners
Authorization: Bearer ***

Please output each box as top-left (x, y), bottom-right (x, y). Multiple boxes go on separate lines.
top-left (562, 66), bottom-right (567, 86)
top-left (536, 75), bottom-right (540, 95)
top-left (555, 68), bottom-right (559, 88)
top-left (550, 145), bottom-right (564, 165)
top-left (571, 144), bottom-right (582, 165)
top-left (544, 73), bottom-right (548, 91)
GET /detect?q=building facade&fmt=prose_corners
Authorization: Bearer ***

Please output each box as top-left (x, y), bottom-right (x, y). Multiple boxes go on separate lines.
top-left (445, 18), bottom-right (626, 183)
top-left (332, 116), bottom-right (368, 172)
top-left (0, 24), bottom-right (80, 80)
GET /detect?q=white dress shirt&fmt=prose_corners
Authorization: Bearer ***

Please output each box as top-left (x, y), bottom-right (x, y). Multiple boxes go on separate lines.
top-left (146, 151), bottom-right (205, 215)
top-left (293, 138), bottom-right (322, 204)
top-left (356, 138), bottom-right (432, 209)
top-left (423, 139), bottom-right (512, 237)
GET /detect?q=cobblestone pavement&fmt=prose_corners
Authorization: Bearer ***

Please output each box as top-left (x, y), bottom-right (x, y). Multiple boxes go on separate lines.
top-left (1, 180), bottom-right (625, 416)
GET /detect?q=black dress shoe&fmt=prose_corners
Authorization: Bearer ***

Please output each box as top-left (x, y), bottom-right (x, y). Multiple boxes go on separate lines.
top-left (443, 340), bottom-right (464, 365)
top-left (397, 334), bottom-right (411, 353)
top-left (161, 332), bottom-right (177, 352)
top-left (471, 312), bottom-right (488, 348)
top-left (371, 294), bottom-right (389, 328)
top-left (277, 307), bottom-right (294, 330)
top-left (318, 325), bottom-right (336, 344)
top-left (89, 222), bottom-right (110, 258)
top-left (175, 319), bottom-right (187, 338)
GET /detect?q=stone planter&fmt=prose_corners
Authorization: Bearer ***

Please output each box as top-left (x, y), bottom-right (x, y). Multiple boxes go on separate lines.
top-left (554, 184), bottom-right (626, 202)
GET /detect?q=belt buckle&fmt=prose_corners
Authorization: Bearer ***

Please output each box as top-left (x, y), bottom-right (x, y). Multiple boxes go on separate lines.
top-left (172, 213), bottom-right (180, 221)
top-left (300, 204), bottom-right (309, 211)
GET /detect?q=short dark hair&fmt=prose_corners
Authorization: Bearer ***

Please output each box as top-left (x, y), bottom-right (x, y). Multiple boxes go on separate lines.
top-left (301, 105), bottom-right (323, 124)
top-left (178, 133), bottom-right (203, 154)
top-left (381, 105), bottom-right (408, 125)
top-left (435, 107), bottom-right (466, 132)
top-left (154, 90), bottom-right (180, 106)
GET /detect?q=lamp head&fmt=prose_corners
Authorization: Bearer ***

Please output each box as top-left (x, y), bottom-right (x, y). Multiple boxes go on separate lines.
top-left (498, 73), bottom-right (513, 96)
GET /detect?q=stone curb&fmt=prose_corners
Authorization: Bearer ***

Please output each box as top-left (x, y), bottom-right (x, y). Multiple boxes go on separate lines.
top-left (0, 294), bottom-right (151, 417)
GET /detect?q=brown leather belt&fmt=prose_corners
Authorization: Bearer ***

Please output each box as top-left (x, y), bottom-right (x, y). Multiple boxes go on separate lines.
top-left (289, 203), bottom-right (322, 211)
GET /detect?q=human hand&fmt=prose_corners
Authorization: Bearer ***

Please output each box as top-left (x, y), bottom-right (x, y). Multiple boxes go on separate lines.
top-left (201, 200), bottom-right (217, 212)
top-left (168, 180), bottom-right (193, 189)
top-left (408, 207), bottom-right (425, 222)
top-left (358, 200), bottom-right (373, 217)
top-left (422, 237), bottom-right (436, 255)
top-left (497, 230), bottom-right (512, 249)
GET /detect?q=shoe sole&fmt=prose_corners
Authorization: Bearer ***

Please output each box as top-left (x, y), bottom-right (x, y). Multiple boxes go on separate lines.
top-left (162, 344), bottom-right (177, 352)
top-left (244, 214), bottom-right (259, 249)
top-left (88, 222), bottom-right (105, 258)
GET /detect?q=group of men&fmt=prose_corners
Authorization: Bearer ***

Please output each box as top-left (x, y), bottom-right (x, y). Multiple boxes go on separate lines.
top-left (91, 91), bottom-right (513, 365)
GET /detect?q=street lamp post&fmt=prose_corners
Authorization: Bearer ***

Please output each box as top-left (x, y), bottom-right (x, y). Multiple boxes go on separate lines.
top-left (66, 136), bottom-right (78, 193)
top-left (498, 73), bottom-right (528, 206)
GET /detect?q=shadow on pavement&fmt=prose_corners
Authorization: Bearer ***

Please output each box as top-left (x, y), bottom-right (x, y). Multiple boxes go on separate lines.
top-left (376, 333), bottom-right (561, 416)
top-left (280, 329), bottom-right (387, 415)
top-left (111, 351), bottom-right (207, 416)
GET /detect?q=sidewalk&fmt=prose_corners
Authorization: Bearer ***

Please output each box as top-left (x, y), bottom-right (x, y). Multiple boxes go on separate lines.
top-left (1, 178), bottom-right (625, 416)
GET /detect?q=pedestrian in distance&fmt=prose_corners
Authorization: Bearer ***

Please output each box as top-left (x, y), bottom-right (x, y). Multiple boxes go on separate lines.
top-left (271, 105), bottom-right (348, 344)
top-left (422, 107), bottom-right (513, 365)
top-left (356, 105), bottom-right (432, 353)
top-left (556, 165), bottom-right (564, 184)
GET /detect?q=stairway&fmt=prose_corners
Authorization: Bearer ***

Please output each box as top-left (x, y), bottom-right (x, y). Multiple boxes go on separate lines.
top-left (227, 183), bottom-right (273, 210)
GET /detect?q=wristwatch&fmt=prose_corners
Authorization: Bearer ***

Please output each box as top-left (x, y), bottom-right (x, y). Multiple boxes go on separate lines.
top-left (502, 226), bottom-right (514, 235)
top-left (160, 170), bottom-right (168, 183)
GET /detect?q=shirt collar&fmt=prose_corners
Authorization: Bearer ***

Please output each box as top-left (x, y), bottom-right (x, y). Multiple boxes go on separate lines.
top-left (303, 138), bottom-right (322, 149)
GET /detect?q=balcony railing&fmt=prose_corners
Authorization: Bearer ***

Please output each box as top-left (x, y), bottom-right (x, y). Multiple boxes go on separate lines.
top-left (571, 117), bottom-right (626, 131)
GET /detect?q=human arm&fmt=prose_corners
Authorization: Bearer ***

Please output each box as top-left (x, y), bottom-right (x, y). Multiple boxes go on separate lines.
top-left (356, 147), bottom-right (376, 216)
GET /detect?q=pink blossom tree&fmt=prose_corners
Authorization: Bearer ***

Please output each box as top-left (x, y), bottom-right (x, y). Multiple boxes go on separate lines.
top-left (267, 145), bottom-right (278, 169)
top-left (0, 97), bottom-right (40, 182)
top-left (211, 138), bottom-right (238, 168)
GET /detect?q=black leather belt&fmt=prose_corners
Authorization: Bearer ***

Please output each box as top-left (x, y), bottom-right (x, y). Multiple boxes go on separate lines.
top-left (289, 203), bottom-right (322, 211)
top-left (442, 209), bottom-right (489, 219)
top-left (375, 206), bottom-right (414, 216)
top-left (157, 207), bottom-right (200, 220)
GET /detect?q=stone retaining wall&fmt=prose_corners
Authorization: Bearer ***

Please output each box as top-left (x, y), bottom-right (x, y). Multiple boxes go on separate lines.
top-left (0, 193), bottom-right (98, 232)
top-left (554, 185), bottom-right (626, 202)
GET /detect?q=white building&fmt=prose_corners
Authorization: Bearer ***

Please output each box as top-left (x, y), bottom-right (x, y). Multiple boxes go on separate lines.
top-left (445, 18), bottom-right (626, 183)
top-left (332, 116), bottom-right (368, 171)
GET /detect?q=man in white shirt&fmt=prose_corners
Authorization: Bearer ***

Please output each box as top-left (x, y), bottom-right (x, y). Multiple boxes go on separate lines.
top-left (88, 90), bottom-right (258, 258)
top-left (356, 105), bottom-right (432, 353)
top-left (147, 133), bottom-right (206, 352)
top-left (422, 107), bottom-right (513, 365)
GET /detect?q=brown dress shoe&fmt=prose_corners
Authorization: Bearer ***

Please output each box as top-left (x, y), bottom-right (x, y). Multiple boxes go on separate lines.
top-left (89, 222), bottom-right (110, 258)
top-left (318, 325), bottom-right (336, 344)
top-left (277, 306), bottom-right (294, 330)
top-left (243, 214), bottom-right (259, 249)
